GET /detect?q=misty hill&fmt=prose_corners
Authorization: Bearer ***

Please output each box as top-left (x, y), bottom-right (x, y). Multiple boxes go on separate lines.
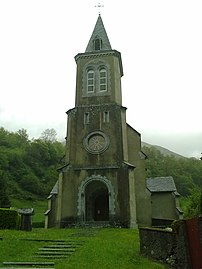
top-left (1, 127), bottom-right (201, 205)
top-left (142, 141), bottom-right (185, 159)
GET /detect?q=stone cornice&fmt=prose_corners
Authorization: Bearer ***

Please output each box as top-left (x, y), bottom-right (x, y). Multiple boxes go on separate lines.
top-left (58, 163), bottom-right (136, 172)
top-left (75, 50), bottom-right (123, 76)
top-left (72, 165), bottom-right (119, 171)
top-left (59, 164), bottom-right (120, 172)
top-left (66, 103), bottom-right (127, 115)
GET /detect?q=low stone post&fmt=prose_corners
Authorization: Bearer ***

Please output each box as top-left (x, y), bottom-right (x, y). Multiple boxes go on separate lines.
top-left (18, 208), bottom-right (34, 231)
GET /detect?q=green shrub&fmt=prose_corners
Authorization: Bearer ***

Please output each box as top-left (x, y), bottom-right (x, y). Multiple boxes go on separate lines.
top-left (32, 221), bottom-right (45, 228)
top-left (0, 208), bottom-right (21, 229)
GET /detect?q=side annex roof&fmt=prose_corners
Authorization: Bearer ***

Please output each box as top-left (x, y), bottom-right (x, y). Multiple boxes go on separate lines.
top-left (146, 176), bottom-right (177, 193)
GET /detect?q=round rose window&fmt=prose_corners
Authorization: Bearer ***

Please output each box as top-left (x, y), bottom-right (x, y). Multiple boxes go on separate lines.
top-left (83, 131), bottom-right (109, 154)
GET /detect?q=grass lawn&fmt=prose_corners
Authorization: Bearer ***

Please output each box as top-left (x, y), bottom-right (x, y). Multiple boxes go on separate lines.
top-left (0, 228), bottom-right (167, 269)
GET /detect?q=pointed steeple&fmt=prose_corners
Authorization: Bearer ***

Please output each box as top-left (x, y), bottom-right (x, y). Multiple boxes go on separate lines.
top-left (85, 15), bottom-right (112, 52)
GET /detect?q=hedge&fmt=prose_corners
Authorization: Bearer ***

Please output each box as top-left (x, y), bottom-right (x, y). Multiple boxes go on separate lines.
top-left (0, 208), bottom-right (21, 229)
top-left (32, 221), bottom-right (45, 228)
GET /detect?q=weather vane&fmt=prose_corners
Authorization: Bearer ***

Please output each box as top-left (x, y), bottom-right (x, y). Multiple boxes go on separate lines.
top-left (95, 2), bottom-right (104, 15)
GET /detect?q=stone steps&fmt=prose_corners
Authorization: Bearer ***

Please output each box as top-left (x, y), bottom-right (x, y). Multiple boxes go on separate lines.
top-left (1, 266), bottom-right (55, 269)
top-left (38, 248), bottom-right (75, 251)
top-left (36, 252), bottom-right (73, 255)
top-left (41, 245), bottom-right (80, 248)
top-left (20, 239), bottom-right (66, 242)
top-left (2, 229), bottom-right (97, 264)
top-left (35, 244), bottom-right (76, 258)
top-left (32, 255), bottom-right (68, 258)
top-left (2, 262), bottom-right (55, 266)
top-left (33, 237), bottom-right (86, 260)
top-left (2, 260), bottom-right (57, 264)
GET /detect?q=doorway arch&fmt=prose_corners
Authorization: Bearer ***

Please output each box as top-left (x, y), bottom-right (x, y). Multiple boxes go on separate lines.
top-left (85, 181), bottom-right (109, 221)
top-left (77, 175), bottom-right (115, 222)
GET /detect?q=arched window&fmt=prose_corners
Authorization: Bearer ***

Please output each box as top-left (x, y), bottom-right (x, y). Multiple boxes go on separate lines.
top-left (84, 63), bottom-right (110, 96)
top-left (99, 68), bottom-right (107, 91)
top-left (87, 70), bottom-right (95, 93)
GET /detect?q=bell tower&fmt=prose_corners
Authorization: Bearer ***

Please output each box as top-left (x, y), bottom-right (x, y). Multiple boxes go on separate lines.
top-left (46, 15), bottom-right (151, 228)
top-left (65, 15), bottom-right (128, 168)
top-left (74, 15), bottom-right (123, 107)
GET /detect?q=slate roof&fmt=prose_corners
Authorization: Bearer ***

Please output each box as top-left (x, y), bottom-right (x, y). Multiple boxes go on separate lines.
top-left (85, 14), bottom-right (112, 52)
top-left (146, 176), bottom-right (177, 193)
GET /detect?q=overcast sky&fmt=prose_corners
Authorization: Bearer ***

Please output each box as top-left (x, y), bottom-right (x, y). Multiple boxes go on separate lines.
top-left (0, 0), bottom-right (202, 158)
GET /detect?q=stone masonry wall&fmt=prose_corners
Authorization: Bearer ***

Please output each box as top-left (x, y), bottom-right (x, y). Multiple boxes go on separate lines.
top-left (139, 220), bottom-right (193, 268)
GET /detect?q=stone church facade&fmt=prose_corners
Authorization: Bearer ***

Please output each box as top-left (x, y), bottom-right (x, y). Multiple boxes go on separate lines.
top-left (46, 15), bottom-right (156, 228)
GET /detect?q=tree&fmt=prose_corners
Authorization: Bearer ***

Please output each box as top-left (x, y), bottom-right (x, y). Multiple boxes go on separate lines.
top-left (0, 127), bottom-right (10, 147)
top-left (183, 187), bottom-right (201, 218)
top-left (19, 172), bottom-right (44, 195)
top-left (16, 128), bottom-right (29, 145)
top-left (40, 129), bottom-right (57, 143)
top-left (0, 171), bottom-right (10, 208)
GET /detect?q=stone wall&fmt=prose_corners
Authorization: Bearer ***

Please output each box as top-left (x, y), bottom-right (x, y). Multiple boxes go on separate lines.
top-left (139, 218), bottom-right (202, 268)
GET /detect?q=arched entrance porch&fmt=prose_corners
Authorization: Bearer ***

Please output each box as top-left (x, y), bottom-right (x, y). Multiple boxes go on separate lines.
top-left (77, 175), bottom-right (115, 223)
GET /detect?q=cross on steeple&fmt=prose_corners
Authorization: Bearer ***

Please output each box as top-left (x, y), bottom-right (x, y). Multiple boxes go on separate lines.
top-left (95, 2), bottom-right (104, 15)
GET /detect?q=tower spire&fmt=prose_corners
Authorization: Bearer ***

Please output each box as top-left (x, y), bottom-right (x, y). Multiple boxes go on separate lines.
top-left (85, 14), bottom-right (112, 52)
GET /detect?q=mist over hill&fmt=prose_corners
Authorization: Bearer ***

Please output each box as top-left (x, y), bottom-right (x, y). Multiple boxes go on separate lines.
top-left (142, 141), bottom-right (185, 159)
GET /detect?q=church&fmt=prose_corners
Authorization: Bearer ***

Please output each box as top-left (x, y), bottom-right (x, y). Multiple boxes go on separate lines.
top-left (45, 15), bottom-right (159, 228)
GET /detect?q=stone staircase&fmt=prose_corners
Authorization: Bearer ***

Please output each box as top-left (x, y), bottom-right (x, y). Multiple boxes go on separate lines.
top-left (1, 261), bottom-right (55, 269)
top-left (1, 228), bottom-right (100, 267)
top-left (33, 240), bottom-right (85, 259)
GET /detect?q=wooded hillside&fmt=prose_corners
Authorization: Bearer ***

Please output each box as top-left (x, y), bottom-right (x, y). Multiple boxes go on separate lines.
top-left (142, 145), bottom-right (202, 196)
top-left (0, 127), bottom-right (64, 206)
top-left (0, 127), bottom-right (201, 215)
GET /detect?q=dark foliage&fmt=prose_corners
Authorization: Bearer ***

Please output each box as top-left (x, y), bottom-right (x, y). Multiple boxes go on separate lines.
top-left (0, 171), bottom-right (11, 207)
top-left (0, 208), bottom-right (21, 229)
